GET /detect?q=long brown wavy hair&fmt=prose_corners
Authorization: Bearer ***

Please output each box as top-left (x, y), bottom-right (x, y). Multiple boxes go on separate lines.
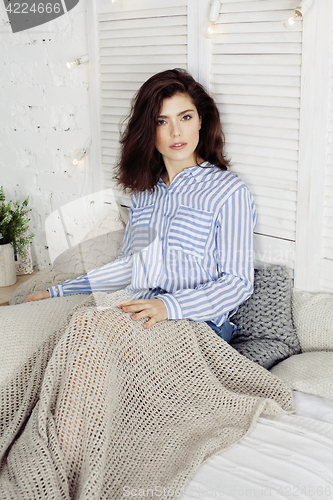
top-left (114, 68), bottom-right (229, 193)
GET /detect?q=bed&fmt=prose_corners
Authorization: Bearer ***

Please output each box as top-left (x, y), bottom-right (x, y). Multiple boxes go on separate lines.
top-left (183, 391), bottom-right (333, 499)
top-left (1, 207), bottom-right (332, 499)
top-left (183, 285), bottom-right (333, 500)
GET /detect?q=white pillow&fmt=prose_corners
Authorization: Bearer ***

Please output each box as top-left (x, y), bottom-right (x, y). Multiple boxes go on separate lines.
top-left (292, 289), bottom-right (333, 351)
top-left (270, 352), bottom-right (333, 399)
top-left (53, 209), bottom-right (125, 275)
top-left (116, 201), bottom-right (130, 225)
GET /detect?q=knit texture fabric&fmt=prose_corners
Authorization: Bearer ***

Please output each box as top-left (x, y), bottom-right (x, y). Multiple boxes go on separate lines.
top-left (9, 267), bottom-right (78, 305)
top-left (231, 266), bottom-right (301, 369)
top-left (52, 210), bottom-right (125, 275)
top-left (0, 290), bottom-right (295, 499)
top-left (271, 352), bottom-right (333, 399)
top-left (9, 208), bottom-right (125, 304)
top-left (291, 289), bottom-right (333, 352)
top-left (0, 294), bottom-right (87, 387)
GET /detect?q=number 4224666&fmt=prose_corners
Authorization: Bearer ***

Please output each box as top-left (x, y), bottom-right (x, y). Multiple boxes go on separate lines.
top-left (6, 3), bottom-right (62, 14)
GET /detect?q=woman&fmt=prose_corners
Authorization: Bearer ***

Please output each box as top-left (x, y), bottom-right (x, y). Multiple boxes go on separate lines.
top-left (26, 68), bottom-right (257, 344)
top-left (2, 70), bottom-right (295, 500)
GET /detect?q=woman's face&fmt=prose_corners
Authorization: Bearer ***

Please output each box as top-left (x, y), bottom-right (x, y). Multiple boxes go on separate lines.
top-left (155, 93), bottom-right (202, 170)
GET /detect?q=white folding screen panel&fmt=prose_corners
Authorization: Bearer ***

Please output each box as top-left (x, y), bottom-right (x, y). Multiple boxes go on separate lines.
top-left (88, 0), bottom-right (189, 205)
top-left (88, 0), bottom-right (301, 270)
top-left (294, 0), bottom-right (333, 292)
top-left (210, 0), bottom-right (301, 271)
top-left (320, 6), bottom-right (333, 293)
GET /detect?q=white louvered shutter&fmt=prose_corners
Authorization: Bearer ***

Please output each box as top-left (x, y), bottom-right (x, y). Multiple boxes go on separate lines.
top-left (92, 0), bottom-right (188, 203)
top-left (210, 0), bottom-right (301, 270)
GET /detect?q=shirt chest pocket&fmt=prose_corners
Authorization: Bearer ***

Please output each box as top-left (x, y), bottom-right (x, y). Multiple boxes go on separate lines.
top-left (168, 205), bottom-right (213, 259)
top-left (131, 205), bottom-right (156, 251)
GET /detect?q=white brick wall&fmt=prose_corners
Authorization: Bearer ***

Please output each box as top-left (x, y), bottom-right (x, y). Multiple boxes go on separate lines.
top-left (0, 0), bottom-right (91, 270)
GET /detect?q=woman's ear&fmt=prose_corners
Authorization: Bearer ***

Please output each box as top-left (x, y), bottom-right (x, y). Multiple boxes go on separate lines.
top-left (199, 115), bottom-right (202, 130)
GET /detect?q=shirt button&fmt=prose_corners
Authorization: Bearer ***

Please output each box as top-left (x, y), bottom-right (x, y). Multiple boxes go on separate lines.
top-left (163, 213), bottom-right (166, 216)
top-left (180, 175), bottom-right (183, 179)
top-left (160, 237), bottom-right (163, 241)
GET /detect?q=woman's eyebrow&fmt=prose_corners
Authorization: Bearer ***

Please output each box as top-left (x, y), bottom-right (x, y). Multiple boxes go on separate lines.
top-left (157, 109), bottom-right (195, 119)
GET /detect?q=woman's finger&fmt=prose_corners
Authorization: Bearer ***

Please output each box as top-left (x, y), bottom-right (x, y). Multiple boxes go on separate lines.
top-left (130, 310), bottom-right (152, 321)
top-left (117, 299), bottom-right (145, 309)
top-left (121, 304), bottom-right (143, 313)
top-left (143, 317), bottom-right (156, 328)
top-left (25, 290), bottom-right (50, 303)
top-left (117, 299), bottom-right (167, 328)
top-left (117, 300), bottom-right (154, 313)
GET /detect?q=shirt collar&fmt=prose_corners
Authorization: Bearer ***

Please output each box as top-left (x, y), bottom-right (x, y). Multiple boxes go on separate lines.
top-left (158, 161), bottom-right (212, 185)
top-left (186, 161), bottom-right (211, 182)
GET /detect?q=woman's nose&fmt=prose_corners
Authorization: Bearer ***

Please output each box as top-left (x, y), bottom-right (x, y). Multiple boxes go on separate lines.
top-left (171, 123), bottom-right (181, 137)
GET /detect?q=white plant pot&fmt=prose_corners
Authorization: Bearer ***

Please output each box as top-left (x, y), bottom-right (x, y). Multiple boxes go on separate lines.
top-left (0, 243), bottom-right (17, 287)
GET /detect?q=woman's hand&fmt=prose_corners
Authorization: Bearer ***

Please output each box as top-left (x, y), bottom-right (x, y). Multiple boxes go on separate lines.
top-left (25, 290), bottom-right (50, 303)
top-left (117, 298), bottom-right (168, 328)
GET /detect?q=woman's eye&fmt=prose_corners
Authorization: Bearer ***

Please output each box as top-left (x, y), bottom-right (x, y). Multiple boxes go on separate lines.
top-left (157, 119), bottom-right (166, 126)
top-left (182, 114), bottom-right (192, 121)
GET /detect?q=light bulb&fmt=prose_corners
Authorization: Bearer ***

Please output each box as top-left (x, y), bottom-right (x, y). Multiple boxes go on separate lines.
top-left (283, 10), bottom-right (302, 30)
top-left (203, 1), bottom-right (220, 39)
top-left (72, 149), bottom-right (86, 166)
top-left (66, 55), bottom-right (89, 69)
top-left (71, 139), bottom-right (91, 166)
top-left (66, 60), bottom-right (77, 69)
top-left (204, 21), bottom-right (219, 39)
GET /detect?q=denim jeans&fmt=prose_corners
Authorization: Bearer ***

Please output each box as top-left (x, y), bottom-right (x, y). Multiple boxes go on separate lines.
top-left (206, 320), bottom-right (237, 344)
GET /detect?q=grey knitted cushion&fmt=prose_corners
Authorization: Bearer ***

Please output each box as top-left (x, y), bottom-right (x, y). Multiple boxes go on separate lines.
top-left (230, 266), bottom-right (301, 369)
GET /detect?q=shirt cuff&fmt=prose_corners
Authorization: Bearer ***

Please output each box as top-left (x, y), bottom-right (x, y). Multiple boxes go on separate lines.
top-left (156, 293), bottom-right (183, 320)
top-left (48, 285), bottom-right (64, 298)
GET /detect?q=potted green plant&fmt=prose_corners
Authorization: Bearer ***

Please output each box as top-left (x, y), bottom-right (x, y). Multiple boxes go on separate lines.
top-left (0, 186), bottom-right (34, 287)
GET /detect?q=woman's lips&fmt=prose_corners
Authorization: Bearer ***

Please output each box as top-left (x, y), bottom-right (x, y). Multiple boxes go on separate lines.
top-left (170, 142), bottom-right (187, 150)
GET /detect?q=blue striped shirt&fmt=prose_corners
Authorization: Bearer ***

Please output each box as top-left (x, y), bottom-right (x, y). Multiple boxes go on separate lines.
top-left (49, 163), bottom-right (257, 326)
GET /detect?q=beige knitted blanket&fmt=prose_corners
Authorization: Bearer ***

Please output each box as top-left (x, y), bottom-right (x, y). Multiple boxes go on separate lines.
top-left (0, 289), bottom-right (295, 499)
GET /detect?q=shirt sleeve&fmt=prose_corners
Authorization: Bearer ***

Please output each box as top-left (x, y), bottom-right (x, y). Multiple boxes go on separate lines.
top-left (156, 186), bottom-right (257, 324)
top-left (48, 198), bottom-right (137, 298)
